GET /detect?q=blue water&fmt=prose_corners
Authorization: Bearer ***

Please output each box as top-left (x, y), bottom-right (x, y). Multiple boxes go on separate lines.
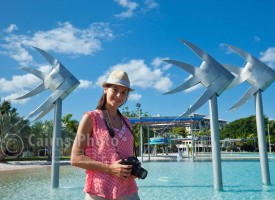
top-left (139, 160), bottom-right (275, 199)
top-left (1, 159), bottom-right (275, 199)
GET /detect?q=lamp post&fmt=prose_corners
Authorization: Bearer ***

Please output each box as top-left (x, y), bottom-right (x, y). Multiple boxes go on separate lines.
top-left (136, 103), bottom-right (143, 162)
top-left (147, 124), bottom-right (150, 162)
top-left (268, 123), bottom-right (271, 154)
top-left (191, 116), bottom-right (195, 161)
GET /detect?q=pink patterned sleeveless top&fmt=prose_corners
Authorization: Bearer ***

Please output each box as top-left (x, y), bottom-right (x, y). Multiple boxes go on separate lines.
top-left (84, 110), bottom-right (138, 199)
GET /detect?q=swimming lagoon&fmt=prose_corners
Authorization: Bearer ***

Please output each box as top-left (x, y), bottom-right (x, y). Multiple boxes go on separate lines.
top-left (1, 155), bottom-right (275, 200)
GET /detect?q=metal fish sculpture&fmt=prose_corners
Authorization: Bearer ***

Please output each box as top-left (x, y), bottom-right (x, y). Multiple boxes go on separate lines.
top-left (164, 39), bottom-right (235, 116)
top-left (16, 47), bottom-right (80, 120)
top-left (223, 44), bottom-right (275, 111)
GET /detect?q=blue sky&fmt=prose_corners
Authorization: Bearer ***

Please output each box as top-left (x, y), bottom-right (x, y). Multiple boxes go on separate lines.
top-left (0, 0), bottom-right (275, 123)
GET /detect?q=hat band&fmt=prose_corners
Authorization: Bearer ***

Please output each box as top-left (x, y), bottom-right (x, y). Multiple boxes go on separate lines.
top-left (107, 78), bottom-right (130, 88)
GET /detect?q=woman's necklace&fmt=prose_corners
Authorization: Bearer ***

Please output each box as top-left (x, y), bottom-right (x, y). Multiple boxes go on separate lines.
top-left (112, 116), bottom-right (117, 121)
top-left (111, 115), bottom-right (120, 121)
top-left (106, 110), bottom-right (122, 129)
top-left (106, 110), bottom-right (126, 140)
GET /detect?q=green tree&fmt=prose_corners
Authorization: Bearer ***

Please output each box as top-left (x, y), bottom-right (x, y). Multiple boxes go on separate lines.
top-left (0, 100), bottom-right (29, 161)
top-left (0, 100), bottom-right (16, 115)
top-left (28, 114), bottom-right (79, 157)
top-left (220, 115), bottom-right (272, 151)
top-left (61, 113), bottom-right (79, 156)
top-left (196, 128), bottom-right (211, 136)
top-left (29, 120), bottom-right (53, 156)
top-left (266, 119), bottom-right (275, 151)
top-left (220, 115), bottom-right (260, 139)
top-left (171, 127), bottom-right (187, 138)
top-left (29, 121), bottom-right (45, 154)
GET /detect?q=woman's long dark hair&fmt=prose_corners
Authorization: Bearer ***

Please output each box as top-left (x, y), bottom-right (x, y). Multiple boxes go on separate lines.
top-left (96, 84), bottom-right (129, 110)
top-left (96, 93), bottom-right (107, 110)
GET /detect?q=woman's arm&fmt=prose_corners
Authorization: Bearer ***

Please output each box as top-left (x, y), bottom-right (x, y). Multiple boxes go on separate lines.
top-left (70, 113), bottom-right (132, 178)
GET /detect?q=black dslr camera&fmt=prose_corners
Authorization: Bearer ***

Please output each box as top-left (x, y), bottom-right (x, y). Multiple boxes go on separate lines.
top-left (121, 156), bottom-right (148, 179)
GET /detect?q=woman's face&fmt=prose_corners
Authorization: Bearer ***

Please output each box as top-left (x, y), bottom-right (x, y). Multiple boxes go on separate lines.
top-left (104, 85), bottom-right (129, 108)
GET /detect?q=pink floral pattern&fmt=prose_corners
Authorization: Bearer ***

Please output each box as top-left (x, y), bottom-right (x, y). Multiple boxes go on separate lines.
top-left (84, 110), bottom-right (138, 199)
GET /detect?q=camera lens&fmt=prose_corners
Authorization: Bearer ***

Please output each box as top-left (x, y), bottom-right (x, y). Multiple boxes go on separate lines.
top-left (139, 169), bottom-right (148, 179)
top-left (134, 167), bottom-right (147, 179)
top-left (123, 157), bottom-right (148, 179)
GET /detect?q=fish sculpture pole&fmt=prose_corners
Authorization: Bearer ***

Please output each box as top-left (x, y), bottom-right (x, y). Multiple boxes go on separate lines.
top-left (164, 39), bottom-right (234, 191)
top-left (223, 45), bottom-right (275, 185)
top-left (16, 47), bottom-right (80, 188)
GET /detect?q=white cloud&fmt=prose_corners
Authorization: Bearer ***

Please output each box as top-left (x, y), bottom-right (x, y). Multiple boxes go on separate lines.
top-left (3, 24), bottom-right (18, 33)
top-left (128, 92), bottom-right (142, 101)
top-left (113, 0), bottom-right (158, 18)
top-left (39, 65), bottom-right (53, 73)
top-left (25, 22), bottom-right (113, 55)
top-left (260, 47), bottom-right (275, 69)
top-left (154, 76), bottom-right (173, 91)
top-left (78, 79), bottom-right (93, 89)
top-left (2, 93), bottom-right (30, 105)
top-left (97, 58), bottom-right (173, 93)
top-left (1, 37), bottom-right (33, 66)
top-left (114, 0), bottom-right (139, 19)
top-left (1, 22), bottom-right (114, 66)
top-left (184, 80), bottom-right (203, 93)
top-left (151, 57), bottom-right (171, 70)
top-left (0, 65), bottom-right (52, 93)
top-left (0, 22), bottom-right (112, 104)
top-left (143, 0), bottom-right (159, 10)
top-left (0, 73), bottom-right (41, 105)
top-left (0, 73), bottom-right (40, 93)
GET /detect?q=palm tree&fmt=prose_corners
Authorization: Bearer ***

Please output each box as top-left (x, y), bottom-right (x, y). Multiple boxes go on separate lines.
top-left (29, 120), bottom-right (50, 156)
top-left (62, 113), bottom-right (78, 134)
top-left (42, 120), bottom-right (53, 156)
top-left (61, 113), bottom-right (79, 156)
top-left (0, 100), bottom-right (29, 161)
top-left (0, 100), bottom-right (14, 114)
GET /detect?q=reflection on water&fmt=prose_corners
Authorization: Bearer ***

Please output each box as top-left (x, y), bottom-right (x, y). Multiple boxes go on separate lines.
top-left (0, 159), bottom-right (275, 200)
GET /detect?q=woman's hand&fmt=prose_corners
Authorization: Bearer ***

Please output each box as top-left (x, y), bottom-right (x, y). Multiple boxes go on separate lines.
top-left (109, 159), bottom-right (132, 179)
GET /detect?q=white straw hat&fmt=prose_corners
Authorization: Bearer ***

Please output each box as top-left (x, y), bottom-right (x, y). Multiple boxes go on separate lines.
top-left (102, 70), bottom-right (134, 91)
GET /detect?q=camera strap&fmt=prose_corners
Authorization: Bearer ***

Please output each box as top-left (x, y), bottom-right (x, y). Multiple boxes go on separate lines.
top-left (102, 109), bottom-right (138, 158)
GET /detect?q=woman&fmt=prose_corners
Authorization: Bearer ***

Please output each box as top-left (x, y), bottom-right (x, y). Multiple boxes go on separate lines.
top-left (71, 70), bottom-right (140, 200)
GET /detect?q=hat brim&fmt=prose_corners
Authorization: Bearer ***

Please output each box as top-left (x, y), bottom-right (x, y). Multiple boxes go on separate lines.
top-left (102, 82), bottom-right (134, 91)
